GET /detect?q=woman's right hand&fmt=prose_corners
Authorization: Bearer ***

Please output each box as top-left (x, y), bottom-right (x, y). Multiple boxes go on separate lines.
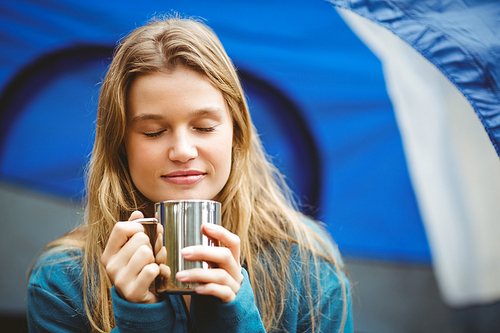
top-left (101, 211), bottom-right (169, 304)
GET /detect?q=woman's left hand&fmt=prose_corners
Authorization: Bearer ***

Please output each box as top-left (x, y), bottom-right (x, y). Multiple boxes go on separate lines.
top-left (176, 223), bottom-right (243, 303)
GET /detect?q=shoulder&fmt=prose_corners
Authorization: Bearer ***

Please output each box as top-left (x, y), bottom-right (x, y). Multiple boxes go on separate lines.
top-left (286, 215), bottom-right (349, 295)
top-left (28, 248), bottom-right (89, 331)
top-left (29, 247), bottom-right (85, 307)
top-left (295, 215), bottom-right (351, 303)
top-left (294, 216), bottom-right (353, 331)
top-left (30, 248), bottom-right (84, 286)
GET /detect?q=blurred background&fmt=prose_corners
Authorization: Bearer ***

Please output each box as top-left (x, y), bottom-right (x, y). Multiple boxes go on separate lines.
top-left (1, 1), bottom-right (499, 332)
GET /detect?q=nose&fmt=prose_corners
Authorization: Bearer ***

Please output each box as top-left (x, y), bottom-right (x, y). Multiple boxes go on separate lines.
top-left (168, 130), bottom-right (197, 162)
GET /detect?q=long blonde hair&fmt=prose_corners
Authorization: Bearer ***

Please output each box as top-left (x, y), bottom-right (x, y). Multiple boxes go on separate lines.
top-left (52, 16), bottom-right (347, 332)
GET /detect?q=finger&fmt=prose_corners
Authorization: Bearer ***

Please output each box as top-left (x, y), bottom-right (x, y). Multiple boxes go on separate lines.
top-left (135, 262), bottom-right (160, 300)
top-left (132, 217), bottom-right (159, 252)
top-left (113, 243), bottom-right (156, 291)
top-left (123, 231), bottom-right (153, 255)
top-left (118, 262), bottom-right (160, 304)
top-left (159, 263), bottom-right (171, 280)
top-left (129, 210), bottom-right (144, 221)
top-left (126, 244), bottom-right (156, 275)
top-left (156, 223), bottom-right (164, 238)
top-left (156, 263), bottom-right (171, 294)
top-left (154, 228), bottom-right (163, 256)
top-left (181, 246), bottom-right (243, 284)
top-left (104, 232), bottom-right (152, 283)
top-left (103, 211), bottom-right (145, 260)
top-left (102, 222), bottom-right (145, 264)
top-left (176, 268), bottom-right (240, 295)
top-left (194, 282), bottom-right (236, 303)
top-left (156, 246), bottom-right (167, 265)
top-left (201, 224), bottom-right (241, 264)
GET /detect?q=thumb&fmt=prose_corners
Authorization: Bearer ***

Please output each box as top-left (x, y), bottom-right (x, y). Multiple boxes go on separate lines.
top-left (128, 210), bottom-right (144, 221)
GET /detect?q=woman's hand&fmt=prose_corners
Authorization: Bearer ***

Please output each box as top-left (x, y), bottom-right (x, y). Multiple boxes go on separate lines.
top-left (175, 223), bottom-right (243, 303)
top-left (101, 211), bottom-right (169, 304)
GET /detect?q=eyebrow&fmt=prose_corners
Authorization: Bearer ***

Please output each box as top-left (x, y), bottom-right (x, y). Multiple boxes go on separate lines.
top-left (130, 107), bottom-right (225, 123)
top-left (130, 114), bottom-right (165, 123)
top-left (189, 107), bottom-right (225, 119)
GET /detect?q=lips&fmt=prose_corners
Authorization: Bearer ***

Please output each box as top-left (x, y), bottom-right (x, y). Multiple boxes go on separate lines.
top-left (162, 170), bottom-right (206, 185)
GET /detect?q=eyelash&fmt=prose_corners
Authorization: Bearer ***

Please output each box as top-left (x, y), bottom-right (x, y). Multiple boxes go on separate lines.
top-left (143, 127), bottom-right (215, 137)
top-left (143, 131), bottom-right (164, 138)
top-left (196, 127), bottom-right (215, 133)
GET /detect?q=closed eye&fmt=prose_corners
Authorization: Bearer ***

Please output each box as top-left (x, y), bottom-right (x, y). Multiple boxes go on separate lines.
top-left (143, 130), bottom-right (165, 138)
top-left (195, 127), bottom-right (216, 133)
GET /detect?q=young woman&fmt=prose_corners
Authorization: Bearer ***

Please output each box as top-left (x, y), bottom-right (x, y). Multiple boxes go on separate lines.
top-left (28, 16), bottom-right (353, 332)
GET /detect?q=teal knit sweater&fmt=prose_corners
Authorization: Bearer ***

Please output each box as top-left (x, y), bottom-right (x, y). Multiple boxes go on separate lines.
top-left (28, 223), bottom-right (353, 332)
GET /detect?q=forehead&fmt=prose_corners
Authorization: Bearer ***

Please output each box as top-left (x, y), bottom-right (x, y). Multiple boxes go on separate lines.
top-left (127, 68), bottom-right (231, 119)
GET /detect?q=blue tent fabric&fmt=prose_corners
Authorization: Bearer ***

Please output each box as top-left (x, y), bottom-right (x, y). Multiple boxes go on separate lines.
top-left (330, 0), bottom-right (500, 305)
top-left (0, 45), bottom-right (322, 215)
top-left (0, 0), bottom-right (431, 263)
top-left (327, 0), bottom-right (500, 156)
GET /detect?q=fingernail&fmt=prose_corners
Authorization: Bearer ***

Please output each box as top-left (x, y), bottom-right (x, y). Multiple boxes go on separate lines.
top-left (195, 285), bottom-right (205, 292)
top-left (176, 271), bottom-right (188, 281)
top-left (181, 247), bottom-right (193, 257)
top-left (203, 223), bottom-right (215, 230)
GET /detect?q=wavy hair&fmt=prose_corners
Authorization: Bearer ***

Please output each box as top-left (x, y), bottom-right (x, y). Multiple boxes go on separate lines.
top-left (51, 16), bottom-right (346, 332)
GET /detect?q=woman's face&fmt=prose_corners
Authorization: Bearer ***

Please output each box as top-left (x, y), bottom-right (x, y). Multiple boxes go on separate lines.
top-left (124, 67), bottom-right (233, 203)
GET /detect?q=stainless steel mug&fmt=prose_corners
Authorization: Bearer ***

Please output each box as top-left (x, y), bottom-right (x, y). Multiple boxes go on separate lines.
top-left (133, 217), bottom-right (162, 293)
top-left (155, 200), bottom-right (221, 293)
top-left (133, 217), bottom-right (159, 250)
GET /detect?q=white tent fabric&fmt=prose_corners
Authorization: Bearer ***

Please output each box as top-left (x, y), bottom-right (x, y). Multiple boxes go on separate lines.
top-left (339, 8), bottom-right (500, 306)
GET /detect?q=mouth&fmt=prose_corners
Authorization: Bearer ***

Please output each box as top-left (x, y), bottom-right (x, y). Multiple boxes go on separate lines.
top-left (162, 170), bottom-right (206, 185)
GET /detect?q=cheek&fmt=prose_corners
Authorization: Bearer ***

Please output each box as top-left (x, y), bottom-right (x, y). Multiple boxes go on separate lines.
top-left (126, 140), bottom-right (158, 176)
top-left (218, 138), bottom-right (233, 179)
top-left (207, 133), bottom-right (232, 173)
